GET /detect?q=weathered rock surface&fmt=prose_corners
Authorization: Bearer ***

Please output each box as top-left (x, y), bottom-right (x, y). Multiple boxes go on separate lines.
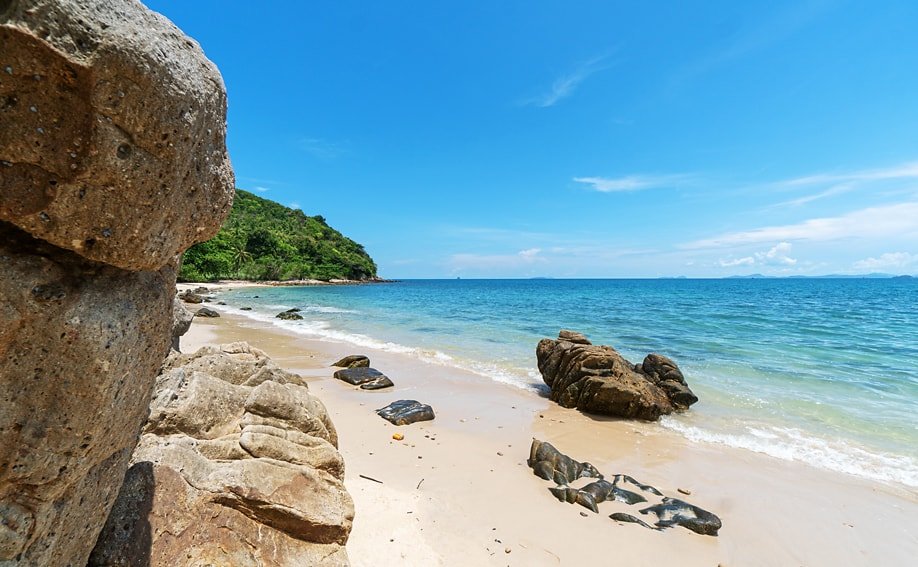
top-left (333, 354), bottom-right (370, 368)
top-left (528, 439), bottom-right (721, 536)
top-left (536, 330), bottom-right (697, 420)
top-left (0, 222), bottom-right (176, 565)
top-left (90, 342), bottom-right (353, 566)
top-left (0, 1), bottom-right (233, 563)
top-left (178, 289), bottom-right (204, 303)
top-left (171, 297), bottom-right (194, 351)
top-left (376, 400), bottom-right (435, 425)
top-left (527, 439), bottom-right (602, 485)
top-left (0, 0), bottom-right (234, 272)
top-left (334, 367), bottom-right (394, 390)
top-left (277, 309), bottom-right (304, 320)
top-left (196, 306), bottom-right (219, 317)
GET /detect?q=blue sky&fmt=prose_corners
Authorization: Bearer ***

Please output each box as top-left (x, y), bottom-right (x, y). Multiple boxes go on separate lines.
top-left (146, 0), bottom-right (918, 278)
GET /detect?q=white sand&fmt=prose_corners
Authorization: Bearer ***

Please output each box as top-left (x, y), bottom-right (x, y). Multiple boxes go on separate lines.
top-left (181, 307), bottom-right (918, 567)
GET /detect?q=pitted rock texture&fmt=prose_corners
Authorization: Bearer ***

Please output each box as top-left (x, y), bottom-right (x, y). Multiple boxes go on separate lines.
top-left (0, 223), bottom-right (174, 565)
top-left (536, 330), bottom-right (697, 420)
top-left (89, 343), bottom-right (354, 566)
top-left (0, 0), bottom-right (234, 271)
top-left (1, 1), bottom-right (234, 563)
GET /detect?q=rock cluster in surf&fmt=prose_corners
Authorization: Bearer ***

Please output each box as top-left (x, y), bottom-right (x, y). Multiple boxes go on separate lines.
top-left (89, 342), bottom-right (354, 566)
top-left (536, 330), bottom-right (697, 420)
top-left (0, 0), bottom-right (233, 563)
top-left (528, 440), bottom-right (721, 536)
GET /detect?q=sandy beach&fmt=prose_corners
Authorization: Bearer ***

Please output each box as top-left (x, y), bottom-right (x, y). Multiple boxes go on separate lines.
top-left (179, 290), bottom-right (918, 567)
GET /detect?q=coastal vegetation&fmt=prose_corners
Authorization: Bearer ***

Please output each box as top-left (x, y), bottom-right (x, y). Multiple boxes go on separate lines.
top-left (179, 189), bottom-right (377, 282)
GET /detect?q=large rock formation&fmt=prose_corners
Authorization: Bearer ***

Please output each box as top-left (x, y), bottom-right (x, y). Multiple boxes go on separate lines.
top-left (89, 343), bottom-right (354, 566)
top-left (536, 330), bottom-right (697, 420)
top-left (0, 1), bottom-right (233, 564)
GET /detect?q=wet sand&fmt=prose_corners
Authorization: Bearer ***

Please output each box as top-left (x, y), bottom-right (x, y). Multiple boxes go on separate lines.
top-left (180, 300), bottom-right (918, 567)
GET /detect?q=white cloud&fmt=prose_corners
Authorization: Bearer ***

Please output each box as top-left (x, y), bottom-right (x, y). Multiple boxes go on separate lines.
top-left (682, 202), bottom-right (918, 250)
top-left (769, 182), bottom-right (854, 208)
top-left (288, 202), bottom-right (301, 210)
top-left (518, 248), bottom-right (542, 258)
top-left (853, 252), bottom-right (916, 271)
top-left (521, 55), bottom-right (609, 108)
top-left (573, 174), bottom-right (688, 193)
top-left (254, 186), bottom-right (270, 193)
top-left (717, 242), bottom-right (797, 268)
top-left (719, 256), bottom-right (755, 267)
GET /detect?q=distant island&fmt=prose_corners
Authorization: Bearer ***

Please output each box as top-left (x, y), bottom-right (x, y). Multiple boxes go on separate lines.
top-left (724, 273), bottom-right (914, 279)
top-left (179, 189), bottom-right (377, 282)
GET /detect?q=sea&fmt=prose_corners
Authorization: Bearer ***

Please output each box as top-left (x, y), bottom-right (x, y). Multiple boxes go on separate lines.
top-left (218, 278), bottom-right (918, 488)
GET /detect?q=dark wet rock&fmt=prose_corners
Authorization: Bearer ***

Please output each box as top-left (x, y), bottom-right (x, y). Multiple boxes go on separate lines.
top-left (376, 400), bottom-right (435, 425)
top-left (536, 330), bottom-right (697, 420)
top-left (196, 307), bottom-right (219, 318)
top-left (178, 289), bottom-right (204, 304)
top-left (610, 513), bottom-right (659, 530)
top-left (240, 306), bottom-right (252, 311)
top-left (192, 286), bottom-right (210, 294)
top-left (529, 440), bottom-right (721, 537)
top-left (277, 310), bottom-right (304, 320)
top-left (549, 478), bottom-right (647, 513)
top-left (527, 439), bottom-right (602, 485)
top-left (638, 353), bottom-right (698, 409)
top-left (172, 298), bottom-right (194, 351)
top-left (639, 497), bottom-right (722, 536)
top-left (217, 301), bottom-right (227, 305)
top-left (333, 355), bottom-right (371, 368)
top-left (285, 307), bottom-right (302, 313)
top-left (334, 367), bottom-right (393, 390)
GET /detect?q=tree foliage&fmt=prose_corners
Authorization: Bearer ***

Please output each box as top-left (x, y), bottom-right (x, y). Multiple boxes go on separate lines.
top-left (179, 189), bottom-right (377, 282)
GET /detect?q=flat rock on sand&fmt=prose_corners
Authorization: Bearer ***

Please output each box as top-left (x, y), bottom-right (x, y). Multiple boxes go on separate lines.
top-left (334, 367), bottom-right (394, 390)
top-left (376, 400), bottom-right (435, 425)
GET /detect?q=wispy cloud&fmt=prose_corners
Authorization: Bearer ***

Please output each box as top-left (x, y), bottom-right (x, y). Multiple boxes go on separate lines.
top-left (521, 55), bottom-right (610, 108)
top-left (288, 202), bottom-right (301, 210)
top-left (573, 174), bottom-right (690, 193)
top-left (448, 248), bottom-right (548, 271)
top-left (780, 162), bottom-right (918, 187)
top-left (253, 186), bottom-right (271, 193)
top-left (852, 252), bottom-right (916, 271)
top-left (300, 137), bottom-right (346, 159)
top-left (682, 201), bottom-right (918, 250)
top-left (767, 182), bottom-right (854, 208)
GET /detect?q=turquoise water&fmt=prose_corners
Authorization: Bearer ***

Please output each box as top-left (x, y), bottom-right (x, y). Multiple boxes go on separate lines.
top-left (219, 279), bottom-right (918, 487)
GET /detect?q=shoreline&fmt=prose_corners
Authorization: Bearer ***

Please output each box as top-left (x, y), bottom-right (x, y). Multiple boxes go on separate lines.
top-left (180, 303), bottom-right (918, 566)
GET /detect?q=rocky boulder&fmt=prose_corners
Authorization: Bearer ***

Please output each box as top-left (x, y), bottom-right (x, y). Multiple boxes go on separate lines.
top-left (332, 355), bottom-right (370, 368)
top-left (0, 1), bottom-right (233, 564)
top-left (334, 367), bottom-right (394, 390)
top-left (0, 0), bottom-right (233, 272)
top-left (377, 400), bottom-right (435, 425)
top-left (196, 306), bottom-right (219, 318)
top-left (90, 342), bottom-right (354, 566)
top-left (171, 297), bottom-right (194, 351)
top-left (536, 330), bottom-right (697, 420)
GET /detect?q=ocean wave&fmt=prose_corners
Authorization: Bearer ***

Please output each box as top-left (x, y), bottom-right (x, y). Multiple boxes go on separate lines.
top-left (659, 416), bottom-right (918, 488)
top-left (219, 304), bottom-right (546, 393)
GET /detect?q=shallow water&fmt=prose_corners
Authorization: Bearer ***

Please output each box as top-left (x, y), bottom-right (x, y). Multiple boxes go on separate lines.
top-left (219, 278), bottom-right (918, 487)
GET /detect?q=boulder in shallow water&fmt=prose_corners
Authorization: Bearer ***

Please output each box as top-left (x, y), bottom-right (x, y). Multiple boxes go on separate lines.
top-left (334, 367), bottom-right (394, 390)
top-left (376, 400), bottom-right (435, 425)
top-left (277, 310), bottom-right (304, 320)
top-left (536, 330), bottom-right (697, 420)
top-left (333, 354), bottom-right (371, 368)
top-left (196, 306), bottom-right (220, 318)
